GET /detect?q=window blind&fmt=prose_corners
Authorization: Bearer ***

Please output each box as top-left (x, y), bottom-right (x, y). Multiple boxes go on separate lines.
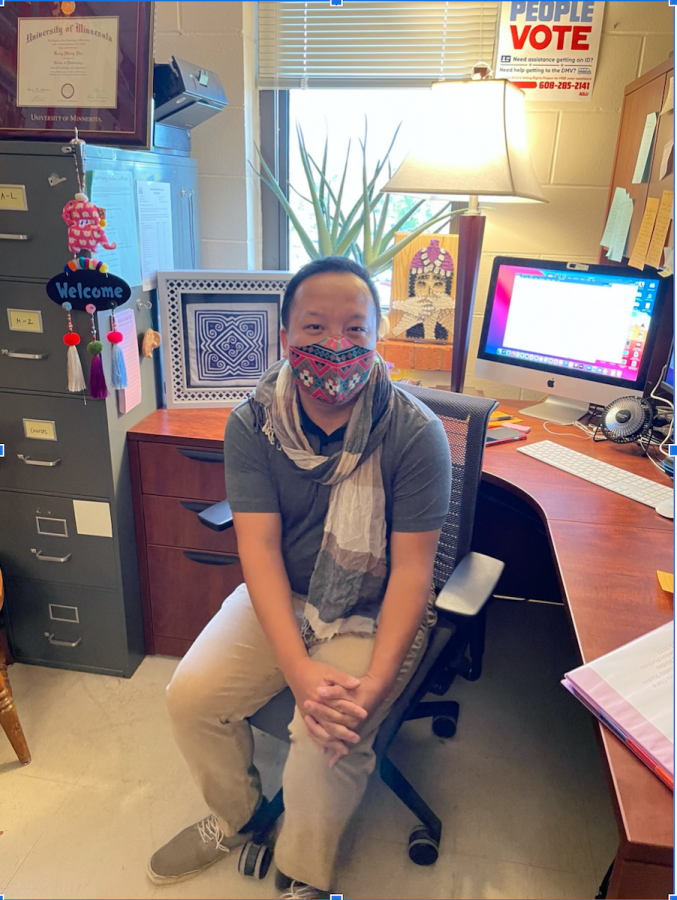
top-left (257, 2), bottom-right (500, 90)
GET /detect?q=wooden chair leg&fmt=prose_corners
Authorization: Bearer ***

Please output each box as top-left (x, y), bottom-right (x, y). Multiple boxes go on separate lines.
top-left (0, 665), bottom-right (31, 765)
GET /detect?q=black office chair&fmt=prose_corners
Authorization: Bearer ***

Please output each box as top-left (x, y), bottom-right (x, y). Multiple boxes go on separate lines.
top-left (199, 385), bottom-right (504, 880)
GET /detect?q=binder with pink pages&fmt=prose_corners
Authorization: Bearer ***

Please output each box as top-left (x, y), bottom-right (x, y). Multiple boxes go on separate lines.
top-left (563, 622), bottom-right (673, 790)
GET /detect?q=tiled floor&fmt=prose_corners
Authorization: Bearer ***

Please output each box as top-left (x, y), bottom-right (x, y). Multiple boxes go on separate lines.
top-left (0, 599), bottom-right (618, 899)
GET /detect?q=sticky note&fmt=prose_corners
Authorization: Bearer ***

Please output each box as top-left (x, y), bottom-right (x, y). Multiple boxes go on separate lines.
top-left (23, 419), bottom-right (56, 441)
top-left (73, 500), bottom-right (113, 538)
top-left (657, 571), bottom-right (674, 595)
top-left (0, 184), bottom-right (27, 211)
top-left (632, 113), bottom-right (658, 184)
top-left (646, 190), bottom-right (674, 269)
top-left (628, 198), bottom-right (659, 270)
top-left (7, 309), bottom-right (43, 333)
top-left (661, 77), bottom-right (674, 116)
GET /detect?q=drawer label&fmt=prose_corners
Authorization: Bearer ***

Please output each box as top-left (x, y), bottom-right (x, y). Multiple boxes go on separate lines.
top-left (73, 499), bottom-right (112, 538)
top-left (36, 516), bottom-right (68, 538)
top-left (8, 308), bottom-right (43, 333)
top-left (0, 184), bottom-right (28, 211)
top-left (24, 419), bottom-right (56, 441)
top-left (24, 418), bottom-right (56, 441)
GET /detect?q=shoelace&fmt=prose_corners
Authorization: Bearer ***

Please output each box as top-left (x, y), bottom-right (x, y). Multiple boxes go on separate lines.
top-left (196, 814), bottom-right (231, 852)
top-left (281, 881), bottom-right (323, 899)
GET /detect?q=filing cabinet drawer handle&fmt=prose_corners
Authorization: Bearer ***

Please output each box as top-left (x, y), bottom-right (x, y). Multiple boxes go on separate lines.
top-left (18, 455), bottom-right (61, 467)
top-left (0, 233), bottom-right (29, 241)
top-left (44, 632), bottom-right (82, 648)
top-left (183, 550), bottom-right (238, 566)
top-left (32, 549), bottom-right (72, 563)
top-left (177, 448), bottom-right (224, 464)
top-left (1, 349), bottom-right (49, 360)
top-left (180, 500), bottom-right (211, 514)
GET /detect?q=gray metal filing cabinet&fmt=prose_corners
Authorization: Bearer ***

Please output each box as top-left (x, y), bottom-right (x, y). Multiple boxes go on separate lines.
top-left (0, 141), bottom-right (199, 677)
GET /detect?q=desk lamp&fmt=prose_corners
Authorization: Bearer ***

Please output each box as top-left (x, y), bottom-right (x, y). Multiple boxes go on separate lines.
top-left (382, 76), bottom-right (546, 393)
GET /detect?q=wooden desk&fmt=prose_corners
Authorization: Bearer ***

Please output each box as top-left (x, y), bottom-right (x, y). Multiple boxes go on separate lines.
top-left (482, 403), bottom-right (673, 900)
top-left (128, 401), bottom-right (673, 898)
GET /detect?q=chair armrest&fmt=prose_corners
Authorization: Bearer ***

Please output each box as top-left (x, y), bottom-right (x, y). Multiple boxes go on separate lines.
top-left (435, 552), bottom-right (504, 618)
top-left (197, 499), bottom-right (234, 532)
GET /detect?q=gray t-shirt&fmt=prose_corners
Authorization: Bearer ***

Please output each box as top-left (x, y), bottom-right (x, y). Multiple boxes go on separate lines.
top-left (224, 387), bottom-right (452, 596)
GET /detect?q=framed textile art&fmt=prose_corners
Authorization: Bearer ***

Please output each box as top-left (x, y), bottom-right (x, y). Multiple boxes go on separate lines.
top-left (158, 271), bottom-right (292, 409)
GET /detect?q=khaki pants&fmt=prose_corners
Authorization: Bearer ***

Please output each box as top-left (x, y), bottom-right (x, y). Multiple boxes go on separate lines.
top-left (166, 583), bottom-right (429, 891)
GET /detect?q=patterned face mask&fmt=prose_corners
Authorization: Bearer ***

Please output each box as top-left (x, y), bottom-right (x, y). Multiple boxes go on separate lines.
top-left (289, 335), bottom-right (376, 404)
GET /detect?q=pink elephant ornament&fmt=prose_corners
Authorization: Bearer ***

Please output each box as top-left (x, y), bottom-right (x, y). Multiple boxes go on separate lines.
top-left (62, 192), bottom-right (117, 256)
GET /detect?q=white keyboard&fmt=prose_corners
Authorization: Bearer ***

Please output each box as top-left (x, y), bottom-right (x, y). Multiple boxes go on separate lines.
top-left (517, 441), bottom-right (674, 508)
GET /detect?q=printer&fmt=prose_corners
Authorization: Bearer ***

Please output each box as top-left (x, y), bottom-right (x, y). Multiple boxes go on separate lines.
top-left (154, 56), bottom-right (228, 131)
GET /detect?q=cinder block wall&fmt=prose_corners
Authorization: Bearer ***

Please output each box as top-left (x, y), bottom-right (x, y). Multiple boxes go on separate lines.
top-left (154, 1), bottom-right (262, 271)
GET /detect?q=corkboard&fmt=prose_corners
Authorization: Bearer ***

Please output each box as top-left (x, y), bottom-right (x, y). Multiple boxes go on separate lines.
top-left (388, 232), bottom-right (459, 335)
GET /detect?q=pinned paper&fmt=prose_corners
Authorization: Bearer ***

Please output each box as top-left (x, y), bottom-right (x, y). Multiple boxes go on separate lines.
top-left (646, 190), bottom-right (674, 269)
top-left (604, 190), bottom-right (634, 262)
top-left (89, 171), bottom-right (142, 289)
top-left (660, 77), bottom-right (674, 116)
top-left (73, 500), bottom-right (113, 538)
top-left (114, 307), bottom-right (142, 415)
top-left (628, 198), bottom-right (659, 270)
top-left (136, 181), bottom-right (175, 291)
top-left (659, 140), bottom-right (674, 181)
top-left (659, 246), bottom-right (674, 277)
top-left (632, 112), bottom-right (658, 184)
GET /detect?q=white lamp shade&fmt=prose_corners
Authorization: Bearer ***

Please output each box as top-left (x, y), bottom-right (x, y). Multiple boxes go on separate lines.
top-left (383, 79), bottom-right (546, 203)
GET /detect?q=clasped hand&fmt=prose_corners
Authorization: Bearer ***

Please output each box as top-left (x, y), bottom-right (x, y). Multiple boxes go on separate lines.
top-left (286, 658), bottom-right (387, 767)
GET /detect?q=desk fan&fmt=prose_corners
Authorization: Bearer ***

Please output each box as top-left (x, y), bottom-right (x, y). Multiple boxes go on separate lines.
top-left (598, 396), bottom-right (654, 444)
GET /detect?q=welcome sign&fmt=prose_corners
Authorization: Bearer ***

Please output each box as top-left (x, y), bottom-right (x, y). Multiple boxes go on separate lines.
top-left (495, 1), bottom-right (605, 101)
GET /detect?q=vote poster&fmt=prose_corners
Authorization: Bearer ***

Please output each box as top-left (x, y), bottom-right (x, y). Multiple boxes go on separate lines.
top-left (496, 1), bottom-right (605, 102)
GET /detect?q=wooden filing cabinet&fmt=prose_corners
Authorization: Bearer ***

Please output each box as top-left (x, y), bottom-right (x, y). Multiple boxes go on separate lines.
top-left (128, 408), bottom-right (241, 657)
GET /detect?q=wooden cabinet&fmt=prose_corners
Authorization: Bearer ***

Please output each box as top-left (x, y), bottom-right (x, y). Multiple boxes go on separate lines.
top-left (128, 408), bottom-right (236, 656)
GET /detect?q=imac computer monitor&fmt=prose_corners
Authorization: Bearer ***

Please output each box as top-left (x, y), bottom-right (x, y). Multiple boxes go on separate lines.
top-left (660, 340), bottom-right (674, 395)
top-left (475, 257), bottom-right (669, 424)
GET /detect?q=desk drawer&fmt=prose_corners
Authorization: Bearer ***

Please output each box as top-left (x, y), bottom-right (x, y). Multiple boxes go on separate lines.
top-left (4, 578), bottom-right (128, 674)
top-left (143, 494), bottom-right (238, 554)
top-left (0, 393), bottom-right (110, 496)
top-left (0, 491), bottom-right (117, 589)
top-left (147, 544), bottom-right (242, 643)
top-left (0, 280), bottom-right (73, 394)
top-left (139, 441), bottom-right (225, 501)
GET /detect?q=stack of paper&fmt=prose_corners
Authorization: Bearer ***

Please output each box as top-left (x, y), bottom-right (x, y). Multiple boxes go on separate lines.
top-left (563, 622), bottom-right (673, 790)
top-left (600, 187), bottom-right (634, 262)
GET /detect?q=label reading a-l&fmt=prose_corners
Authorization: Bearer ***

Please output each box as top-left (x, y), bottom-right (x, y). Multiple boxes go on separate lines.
top-left (8, 308), bottom-right (43, 333)
top-left (24, 419), bottom-right (56, 441)
top-left (0, 184), bottom-right (28, 211)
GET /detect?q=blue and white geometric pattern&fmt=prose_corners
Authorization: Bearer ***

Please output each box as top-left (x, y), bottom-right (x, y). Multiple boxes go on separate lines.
top-left (193, 311), bottom-right (267, 382)
top-left (187, 301), bottom-right (279, 389)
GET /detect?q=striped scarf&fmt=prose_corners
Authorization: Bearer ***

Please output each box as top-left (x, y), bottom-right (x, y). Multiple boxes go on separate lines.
top-left (250, 356), bottom-right (394, 642)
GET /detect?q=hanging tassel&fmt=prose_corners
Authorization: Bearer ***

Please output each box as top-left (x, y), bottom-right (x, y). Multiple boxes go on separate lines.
top-left (107, 328), bottom-right (128, 389)
top-left (65, 337), bottom-right (86, 392)
top-left (85, 304), bottom-right (108, 398)
top-left (88, 342), bottom-right (108, 399)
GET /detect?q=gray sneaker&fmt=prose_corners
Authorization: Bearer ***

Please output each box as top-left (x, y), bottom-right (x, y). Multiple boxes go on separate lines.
top-left (148, 813), bottom-right (249, 884)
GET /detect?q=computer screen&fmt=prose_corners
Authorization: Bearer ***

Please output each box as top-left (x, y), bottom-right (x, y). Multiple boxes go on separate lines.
top-left (481, 262), bottom-right (660, 382)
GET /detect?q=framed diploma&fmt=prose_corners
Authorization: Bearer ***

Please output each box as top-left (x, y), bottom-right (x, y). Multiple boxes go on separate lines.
top-left (0, 2), bottom-right (153, 147)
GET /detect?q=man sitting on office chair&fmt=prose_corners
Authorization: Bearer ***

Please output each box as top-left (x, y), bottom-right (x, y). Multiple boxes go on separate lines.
top-left (148, 257), bottom-right (452, 899)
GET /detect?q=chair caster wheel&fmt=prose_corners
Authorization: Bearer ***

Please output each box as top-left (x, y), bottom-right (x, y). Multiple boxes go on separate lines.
top-left (432, 714), bottom-right (457, 738)
top-left (408, 826), bottom-right (439, 866)
top-left (238, 840), bottom-right (273, 879)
